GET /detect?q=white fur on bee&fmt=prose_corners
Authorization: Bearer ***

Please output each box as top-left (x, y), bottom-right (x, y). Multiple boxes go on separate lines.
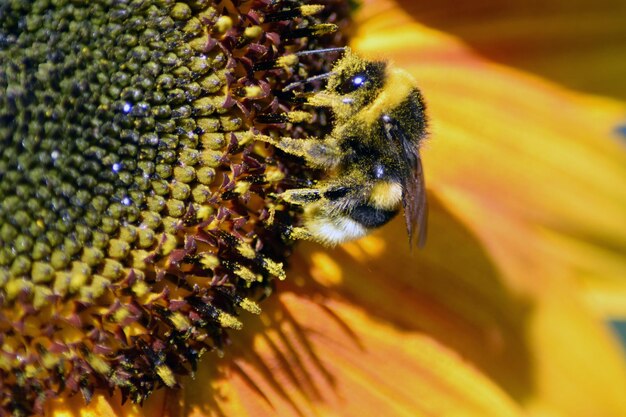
top-left (306, 216), bottom-right (368, 246)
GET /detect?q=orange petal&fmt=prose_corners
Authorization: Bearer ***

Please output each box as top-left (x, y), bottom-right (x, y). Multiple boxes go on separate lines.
top-left (350, 1), bottom-right (626, 416)
top-left (380, 0), bottom-right (626, 100)
top-left (355, 0), bottom-right (626, 310)
top-left (176, 289), bottom-right (524, 417)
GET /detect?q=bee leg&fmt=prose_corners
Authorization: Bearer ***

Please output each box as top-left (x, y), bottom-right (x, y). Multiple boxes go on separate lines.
top-left (264, 187), bottom-right (319, 242)
top-left (278, 184), bottom-right (370, 246)
top-left (283, 225), bottom-right (314, 241)
top-left (247, 132), bottom-right (339, 167)
top-left (280, 188), bottom-right (322, 205)
top-left (273, 187), bottom-right (333, 243)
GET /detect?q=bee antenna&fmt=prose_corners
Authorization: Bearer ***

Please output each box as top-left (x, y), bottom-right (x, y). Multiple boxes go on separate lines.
top-left (293, 47), bottom-right (346, 57)
top-left (282, 72), bottom-right (335, 92)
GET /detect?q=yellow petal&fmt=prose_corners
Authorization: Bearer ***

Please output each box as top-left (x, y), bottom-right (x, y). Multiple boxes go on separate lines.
top-left (47, 393), bottom-right (146, 417)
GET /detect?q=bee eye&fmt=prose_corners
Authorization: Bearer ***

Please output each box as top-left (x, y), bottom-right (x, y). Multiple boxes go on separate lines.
top-left (338, 73), bottom-right (368, 94)
top-left (351, 75), bottom-right (366, 87)
top-left (373, 164), bottom-right (385, 179)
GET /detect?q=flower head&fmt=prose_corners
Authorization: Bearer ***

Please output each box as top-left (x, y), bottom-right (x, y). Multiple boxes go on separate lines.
top-left (0, 0), bottom-right (351, 414)
top-left (3, 0), bottom-right (626, 416)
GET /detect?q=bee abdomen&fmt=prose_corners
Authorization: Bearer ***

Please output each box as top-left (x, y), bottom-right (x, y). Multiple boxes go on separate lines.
top-left (349, 204), bottom-right (398, 229)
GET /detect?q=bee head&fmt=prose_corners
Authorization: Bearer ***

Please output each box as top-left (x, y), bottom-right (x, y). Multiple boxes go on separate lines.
top-left (319, 49), bottom-right (387, 120)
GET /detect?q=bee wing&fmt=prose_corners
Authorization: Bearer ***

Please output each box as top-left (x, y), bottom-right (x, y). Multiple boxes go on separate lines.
top-left (403, 152), bottom-right (428, 247)
top-left (383, 116), bottom-right (428, 246)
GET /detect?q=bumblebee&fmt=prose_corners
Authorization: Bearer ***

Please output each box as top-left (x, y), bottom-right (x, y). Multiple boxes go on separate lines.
top-left (251, 48), bottom-right (428, 246)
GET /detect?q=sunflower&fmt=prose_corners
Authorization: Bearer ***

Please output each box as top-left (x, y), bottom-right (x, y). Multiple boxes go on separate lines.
top-left (2, 0), bottom-right (626, 416)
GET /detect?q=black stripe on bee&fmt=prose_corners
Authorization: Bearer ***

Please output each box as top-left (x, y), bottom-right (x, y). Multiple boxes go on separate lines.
top-left (349, 204), bottom-right (398, 229)
top-left (323, 187), bottom-right (350, 200)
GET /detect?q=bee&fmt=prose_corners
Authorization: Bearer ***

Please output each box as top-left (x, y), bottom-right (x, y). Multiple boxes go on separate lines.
top-left (251, 48), bottom-right (428, 246)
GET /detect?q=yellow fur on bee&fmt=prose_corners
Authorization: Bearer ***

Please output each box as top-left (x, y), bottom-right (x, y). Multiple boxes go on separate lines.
top-left (358, 68), bottom-right (416, 126)
top-left (369, 181), bottom-right (402, 209)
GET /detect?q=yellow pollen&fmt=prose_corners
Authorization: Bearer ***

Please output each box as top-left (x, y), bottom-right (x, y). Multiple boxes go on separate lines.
top-left (309, 23), bottom-right (338, 36)
top-left (169, 312), bottom-right (191, 331)
top-left (243, 25), bottom-right (263, 40)
top-left (156, 365), bottom-right (176, 388)
top-left (235, 265), bottom-right (258, 283)
top-left (218, 311), bottom-right (243, 330)
top-left (200, 253), bottom-right (220, 270)
top-left (237, 243), bottom-right (256, 259)
top-left (300, 5), bottom-right (325, 16)
top-left (266, 204), bottom-right (277, 225)
top-left (287, 111), bottom-right (313, 123)
top-left (265, 167), bottom-right (285, 182)
top-left (112, 307), bottom-right (130, 323)
top-left (262, 258), bottom-right (286, 280)
top-left (239, 297), bottom-right (262, 314)
top-left (276, 54), bottom-right (299, 68)
top-left (196, 205), bottom-right (214, 221)
top-left (244, 85), bottom-right (263, 98)
top-left (234, 181), bottom-right (251, 195)
top-left (306, 92), bottom-right (341, 108)
top-left (131, 280), bottom-right (150, 297)
top-left (132, 250), bottom-right (150, 269)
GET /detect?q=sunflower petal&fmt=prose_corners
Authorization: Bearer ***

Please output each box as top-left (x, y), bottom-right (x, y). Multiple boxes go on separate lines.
top-left (380, 0), bottom-right (626, 100)
top-left (175, 290), bottom-right (524, 417)
top-left (348, 1), bottom-right (626, 416)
